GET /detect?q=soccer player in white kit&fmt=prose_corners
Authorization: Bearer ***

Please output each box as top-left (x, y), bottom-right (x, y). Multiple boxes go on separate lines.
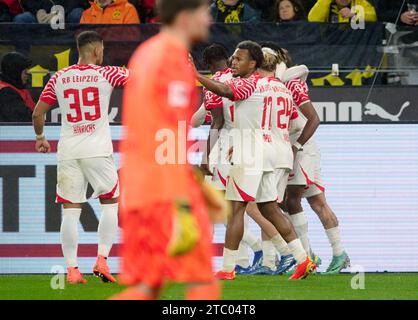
top-left (276, 48), bottom-right (350, 274)
top-left (195, 44), bottom-right (271, 273)
top-left (32, 31), bottom-right (128, 284)
top-left (197, 41), bottom-right (316, 281)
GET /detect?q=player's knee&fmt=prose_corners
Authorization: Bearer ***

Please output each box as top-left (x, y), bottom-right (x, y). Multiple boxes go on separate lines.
top-left (309, 200), bottom-right (326, 215)
top-left (286, 196), bottom-right (302, 212)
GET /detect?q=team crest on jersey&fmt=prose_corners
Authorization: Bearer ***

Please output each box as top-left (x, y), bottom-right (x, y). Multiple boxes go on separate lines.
top-left (112, 9), bottom-right (121, 19)
top-left (168, 81), bottom-right (191, 108)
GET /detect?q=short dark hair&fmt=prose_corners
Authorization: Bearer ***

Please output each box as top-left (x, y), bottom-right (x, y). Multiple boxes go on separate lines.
top-left (236, 40), bottom-right (264, 69)
top-left (76, 31), bottom-right (103, 50)
top-left (157, 0), bottom-right (209, 25)
top-left (203, 43), bottom-right (229, 66)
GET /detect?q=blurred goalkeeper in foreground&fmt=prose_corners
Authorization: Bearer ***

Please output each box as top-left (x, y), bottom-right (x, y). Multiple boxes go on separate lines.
top-left (112, 0), bottom-right (226, 300)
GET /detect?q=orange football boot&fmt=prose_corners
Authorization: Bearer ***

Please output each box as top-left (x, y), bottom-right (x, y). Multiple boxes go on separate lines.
top-left (288, 256), bottom-right (316, 280)
top-left (67, 267), bottom-right (87, 284)
top-left (215, 270), bottom-right (235, 280)
top-left (93, 255), bottom-right (117, 283)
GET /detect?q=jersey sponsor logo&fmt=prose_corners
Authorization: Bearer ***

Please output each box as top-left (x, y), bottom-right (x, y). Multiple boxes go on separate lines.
top-left (72, 123), bottom-right (96, 135)
top-left (168, 81), bottom-right (191, 108)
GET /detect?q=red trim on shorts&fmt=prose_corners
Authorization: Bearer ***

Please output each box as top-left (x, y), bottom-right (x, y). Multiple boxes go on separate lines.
top-left (56, 193), bottom-right (73, 204)
top-left (300, 166), bottom-right (325, 193)
top-left (233, 179), bottom-right (255, 202)
top-left (217, 170), bottom-right (227, 187)
top-left (99, 181), bottom-right (119, 199)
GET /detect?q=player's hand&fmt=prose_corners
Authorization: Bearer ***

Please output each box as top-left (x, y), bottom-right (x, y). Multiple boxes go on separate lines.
top-left (35, 138), bottom-right (51, 153)
top-left (400, 12), bottom-right (416, 25)
top-left (340, 7), bottom-right (355, 19)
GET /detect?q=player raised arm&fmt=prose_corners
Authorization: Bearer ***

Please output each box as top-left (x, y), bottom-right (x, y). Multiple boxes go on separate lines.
top-left (197, 73), bottom-right (234, 100)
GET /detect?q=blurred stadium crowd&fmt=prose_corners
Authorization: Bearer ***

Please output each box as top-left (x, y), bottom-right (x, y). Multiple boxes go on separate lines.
top-left (0, 0), bottom-right (417, 25)
top-left (0, 0), bottom-right (417, 122)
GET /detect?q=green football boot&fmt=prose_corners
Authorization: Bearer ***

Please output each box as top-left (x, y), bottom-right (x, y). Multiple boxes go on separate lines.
top-left (322, 251), bottom-right (350, 275)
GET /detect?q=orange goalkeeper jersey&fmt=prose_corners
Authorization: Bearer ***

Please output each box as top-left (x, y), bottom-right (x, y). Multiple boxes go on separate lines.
top-left (121, 32), bottom-right (199, 210)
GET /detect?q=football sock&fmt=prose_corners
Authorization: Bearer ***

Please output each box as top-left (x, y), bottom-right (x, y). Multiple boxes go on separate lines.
top-left (236, 243), bottom-right (250, 268)
top-left (287, 239), bottom-right (308, 264)
top-left (325, 226), bottom-right (344, 256)
top-left (270, 234), bottom-right (292, 256)
top-left (61, 208), bottom-right (81, 268)
top-left (242, 212), bottom-right (262, 252)
top-left (289, 211), bottom-right (312, 257)
top-left (222, 248), bottom-right (238, 272)
top-left (261, 240), bottom-right (276, 269)
top-left (98, 203), bottom-right (119, 257)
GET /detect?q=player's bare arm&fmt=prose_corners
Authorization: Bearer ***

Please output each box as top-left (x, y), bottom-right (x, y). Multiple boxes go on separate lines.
top-left (197, 73), bottom-right (234, 100)
top-left (32, 100), bottom-right (53, 153)
top-left (293, 101), bottom-right (320, 153)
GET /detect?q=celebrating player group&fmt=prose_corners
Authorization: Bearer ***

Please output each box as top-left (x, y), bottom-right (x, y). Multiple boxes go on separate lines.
top-left (194, 39), bottom-right (350, 281)
top-left (31, 0), bottom-right (350, 299)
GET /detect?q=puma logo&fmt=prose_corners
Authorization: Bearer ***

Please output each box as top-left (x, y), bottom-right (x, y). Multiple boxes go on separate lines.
top-left (364, 101), bottom-right (410, 122)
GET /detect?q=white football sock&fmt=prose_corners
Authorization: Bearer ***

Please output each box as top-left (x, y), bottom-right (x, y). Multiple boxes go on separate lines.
top-left (242, 212), bottom-right (262, 252)
top-left (98, 203), bottom-right (119, 257)
top-left (270, 234), bottom-right (292, 256)
top-left (289, 212), bottom-right (312, 257)
top-left (236, 243), bottom-right (250, 268)
top-left (325, 227), bottom-right (344, 257)
top-left (261, 240), bottom-right (276, 269)
top-left (287, 239), bottom-right (307, 264)
top-left (222, 248), bottom-right (238, 272)
top-left (61, 208), bottom-right (81, 268)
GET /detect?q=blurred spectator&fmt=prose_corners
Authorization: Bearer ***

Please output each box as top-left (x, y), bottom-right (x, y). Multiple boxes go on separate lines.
top-left (377, 0), bottom-right (418, 25)
top-left (245, 0), bottom-right (276, 20)
top-left (81, 0), bottom-right (140, 24)
top-left (0, 0), bottom-right (22, 22)
top-left (272, 0), bottom-right (307, 22)
top-left (308, 0), bottom-right (377, 23)
top-left (129, 0), bottom-right (155, 23)
top-left (0, 52), bottom-right (34, 122)
top-left (210, 0), bottom-right (261, 23)
top-left (14, 0), bottom-right (88, 24)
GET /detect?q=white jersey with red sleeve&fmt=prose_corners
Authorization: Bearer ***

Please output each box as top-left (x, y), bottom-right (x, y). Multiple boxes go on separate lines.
top-left (226, 73), bottom-right (283, 171)
top-left (39, 64), bottom-right (129, 161)
top-left (266, 77), bottom-right (294, 170)
top-left (203, 68), bottom-right (234, 131)
top-left (285, 78), bottom-right (312, 145)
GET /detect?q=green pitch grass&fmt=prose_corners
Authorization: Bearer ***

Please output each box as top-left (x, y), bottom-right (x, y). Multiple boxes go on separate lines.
top-left (0, 274), bottom-right (417, 300)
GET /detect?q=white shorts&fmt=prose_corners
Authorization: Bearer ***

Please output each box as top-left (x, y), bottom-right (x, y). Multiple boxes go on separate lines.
top-left (208, 133), bottom-right (231, 190)
top-left (56, 156), bottom-right (119, 204)
top-left (226, 167), bottom-right (288, 203)
top-left (288, 141), bottom-right (324, 198)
